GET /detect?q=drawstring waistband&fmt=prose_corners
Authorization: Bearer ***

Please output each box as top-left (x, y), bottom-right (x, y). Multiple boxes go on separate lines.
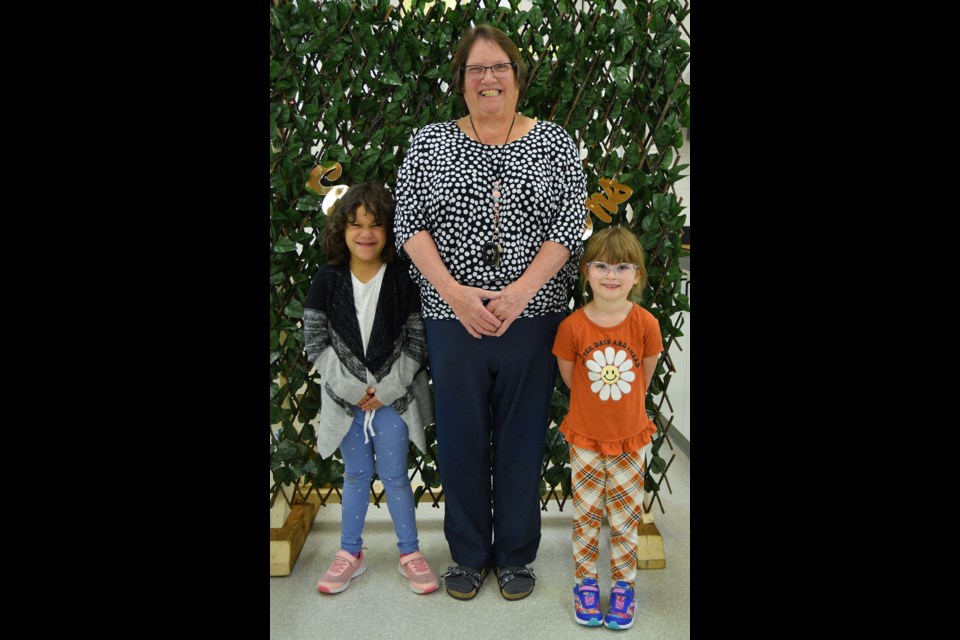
top-left (362, 408), bottom-right (377, 444)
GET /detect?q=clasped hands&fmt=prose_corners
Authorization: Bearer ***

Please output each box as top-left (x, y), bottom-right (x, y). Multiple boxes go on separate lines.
top-left (357, 386), bottom-right (383, 411)
top-left (446, 282), bottom-right (533, 339)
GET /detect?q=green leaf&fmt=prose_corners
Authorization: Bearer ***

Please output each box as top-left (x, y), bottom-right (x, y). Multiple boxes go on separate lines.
top-left (303, 457), bottom-right (322, 477)
top-left (381, 70), bottom-right (402, 86)
top-left (395, 46), bottom-right (412, 74)
top-left (654, 124), bottom-right (676, 148)
top-left (643, 474), bottom-right (660, 493)
top-left (650, 435), bottom-right (664, 456)
top-left (649, 14), bottom-right (666, 33)
top-left (273, 237), bottom-right (297, 253)
top-left (285, 299), bottom-right (304, 319)
top-left (660, 147), bottom-right (674, 170)
top-left (611, 66), bottom-right (630, 90)
top-left (273, 466), bottom-right (296, 485)
top-left (295, 195), bottom-right (319, 212)
top-left (526, 5), bottom-right (543, 26)
top-left (270, 59), bottom-right (283, 81)
top-left (299, 392), bottom-right (321, 421)
top-left (421, 466), bottom-right (441, 488)
top-left (596, 20), bottom-right (611, 42)
top-left (543, 465), bottom-right (564, 486)
top-left (569, 109), bottom-right (589, 131)
top-left (649, 455), bottom-right (666, 475)
top-left (652, 193), bottom-right (668, 215)
top-left (641, 212), bottom-right (657, 232)
top-left (270, 405), bottom-right (284, 431)
top-left (277, 440), bottom-right (298, 461)
top-left (649, 376), bottom-right (663, 394)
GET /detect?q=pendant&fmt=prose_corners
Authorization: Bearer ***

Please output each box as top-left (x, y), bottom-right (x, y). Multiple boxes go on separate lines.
top-left (482, 241), bottom-right (502, 269)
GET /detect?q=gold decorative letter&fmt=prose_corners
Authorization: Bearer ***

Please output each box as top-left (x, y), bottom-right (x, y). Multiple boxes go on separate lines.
top-left (585, 178), bottom-right (634, 224)
top-left (306, 161), bottom-right (343, 195)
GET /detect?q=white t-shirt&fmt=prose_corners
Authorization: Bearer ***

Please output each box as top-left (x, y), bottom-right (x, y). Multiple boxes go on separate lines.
top-left (351, 263), bottom-right (387, 383)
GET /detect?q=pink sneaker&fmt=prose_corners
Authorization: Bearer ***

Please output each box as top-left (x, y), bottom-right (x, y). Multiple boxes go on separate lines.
top-left (397, 550), bottom-right (439, 594)
top-left (316, 550), bottom-right (366, 594)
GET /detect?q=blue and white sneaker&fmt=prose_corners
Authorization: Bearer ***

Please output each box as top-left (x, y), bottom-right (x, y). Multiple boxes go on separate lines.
top-left (604, 581), bottom-right (636, 630)
top-left (573, 578), bottom-right (602, 626)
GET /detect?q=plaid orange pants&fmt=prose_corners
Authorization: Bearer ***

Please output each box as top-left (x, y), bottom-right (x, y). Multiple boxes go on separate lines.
top-left (570, 444), bottom-right (645, 583)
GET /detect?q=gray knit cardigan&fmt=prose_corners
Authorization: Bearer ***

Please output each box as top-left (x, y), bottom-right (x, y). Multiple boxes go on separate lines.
top-left (303, 261), bottom-right (432, 459)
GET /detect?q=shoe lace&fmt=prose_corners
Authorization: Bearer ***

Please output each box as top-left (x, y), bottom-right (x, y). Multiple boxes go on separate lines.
top-left (329, 555), bottom-right (352, 575)
top-left (576, 583), bottom-right (599, 607)
top-left (608, 585), bottom-right (634, 614)
top-left (407, 556), bottom-right (431, 574)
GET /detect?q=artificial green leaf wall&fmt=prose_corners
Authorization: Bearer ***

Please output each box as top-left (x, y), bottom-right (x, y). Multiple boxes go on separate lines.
top-left (270, 0), bottom-right (690, 512)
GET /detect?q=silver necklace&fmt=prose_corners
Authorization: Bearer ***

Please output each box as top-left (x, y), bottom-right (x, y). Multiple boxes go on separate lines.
top-left (469, 112), bottom-right (516, 269)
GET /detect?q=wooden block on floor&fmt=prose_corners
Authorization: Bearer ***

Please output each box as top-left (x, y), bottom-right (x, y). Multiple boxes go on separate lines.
top-left (270, 495), bottom-right (291, 529)
top-left (270, 496), bottom-right (320, 577)
top-left (636, 521), bottom-right (666, 570)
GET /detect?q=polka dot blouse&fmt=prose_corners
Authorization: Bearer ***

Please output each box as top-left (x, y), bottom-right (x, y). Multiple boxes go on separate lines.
top-left (394, 119), bottom-right (587, 320)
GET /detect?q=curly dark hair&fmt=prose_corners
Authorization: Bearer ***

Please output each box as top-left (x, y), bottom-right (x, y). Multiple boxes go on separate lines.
top-left (321, 182), bottom-right (398, 265)
top-left (451, 24), bottom-right (528, 105)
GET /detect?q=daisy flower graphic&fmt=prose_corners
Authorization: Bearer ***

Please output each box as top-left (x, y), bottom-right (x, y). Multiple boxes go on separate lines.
top-left (586, 346), bottom-right (636, 401)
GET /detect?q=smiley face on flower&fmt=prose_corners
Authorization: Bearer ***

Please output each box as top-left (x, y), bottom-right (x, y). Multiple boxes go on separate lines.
top-left (586, 347), bottom-right (636, 401)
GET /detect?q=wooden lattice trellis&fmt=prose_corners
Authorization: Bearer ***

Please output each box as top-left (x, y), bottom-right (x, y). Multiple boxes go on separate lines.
top-left (270, 0), bottom-right (690, 515)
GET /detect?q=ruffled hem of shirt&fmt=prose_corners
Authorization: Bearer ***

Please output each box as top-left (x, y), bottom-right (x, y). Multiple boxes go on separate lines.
top-left (561, 420), bottom-right (656, 455)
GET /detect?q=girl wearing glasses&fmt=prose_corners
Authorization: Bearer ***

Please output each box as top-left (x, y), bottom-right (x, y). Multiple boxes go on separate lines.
top-left (552, 225), bottom-right (663, 629)
top-left (393, 24), bottom-right (587, 601)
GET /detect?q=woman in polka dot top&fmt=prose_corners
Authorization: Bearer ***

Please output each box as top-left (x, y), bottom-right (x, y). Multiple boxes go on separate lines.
top-left (394, 24), bottom-right (587, 603)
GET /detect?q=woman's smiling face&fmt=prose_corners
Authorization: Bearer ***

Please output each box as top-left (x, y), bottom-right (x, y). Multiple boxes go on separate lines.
top-left (462, 38), bottom-right (518, 119)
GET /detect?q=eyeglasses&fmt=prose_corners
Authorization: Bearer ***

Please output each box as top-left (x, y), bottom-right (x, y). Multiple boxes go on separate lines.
top-left (587, 262), bottom-right (639, 277)
top-left (461, 61), bottom-right (517, 80)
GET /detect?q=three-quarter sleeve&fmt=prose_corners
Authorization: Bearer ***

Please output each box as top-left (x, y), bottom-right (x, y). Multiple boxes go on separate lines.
top-left (546, 131), bottom-right (588, 261)
top-left (393, 128), bottom-right (432, 257)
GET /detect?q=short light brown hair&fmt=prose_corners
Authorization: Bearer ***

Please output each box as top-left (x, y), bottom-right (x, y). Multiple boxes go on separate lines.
top-left (451, 24), bottom-right (528, 104)
top-left (580, 226), bottom-right (649, 302)
top-left (322, 182), bottom-right (397, 266)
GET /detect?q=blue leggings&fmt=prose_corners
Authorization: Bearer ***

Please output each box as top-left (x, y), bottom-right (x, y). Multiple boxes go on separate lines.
top-left (339, 405), bottom-right (419, 555)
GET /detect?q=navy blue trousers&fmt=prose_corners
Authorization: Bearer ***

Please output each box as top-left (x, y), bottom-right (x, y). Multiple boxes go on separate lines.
top-left (424, 313), bottom-right (563, 570)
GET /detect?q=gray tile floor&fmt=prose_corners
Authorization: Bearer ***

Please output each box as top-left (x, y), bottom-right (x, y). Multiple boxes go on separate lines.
top-left (270, 446), bottom-right (689, 639)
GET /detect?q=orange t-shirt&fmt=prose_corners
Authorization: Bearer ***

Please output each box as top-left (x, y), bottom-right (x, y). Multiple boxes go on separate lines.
top-left (552, 303), bottom-right (664, 455)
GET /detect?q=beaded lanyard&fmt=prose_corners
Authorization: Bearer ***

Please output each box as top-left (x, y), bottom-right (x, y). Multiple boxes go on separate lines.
top-left (469, 112), bottom-right (516, 269)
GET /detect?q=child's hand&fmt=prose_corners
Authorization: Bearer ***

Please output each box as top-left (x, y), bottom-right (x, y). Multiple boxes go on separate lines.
top-left (359, 396), bottom-right (384, 411)
top-left (358, 387), bottom-right (384, 411)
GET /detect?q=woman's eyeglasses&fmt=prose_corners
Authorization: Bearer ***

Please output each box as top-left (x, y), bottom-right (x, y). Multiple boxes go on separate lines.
top-left (587, 262), bottom-right (639, 277)
top-left (461, 61), bottom-right (517, 80)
